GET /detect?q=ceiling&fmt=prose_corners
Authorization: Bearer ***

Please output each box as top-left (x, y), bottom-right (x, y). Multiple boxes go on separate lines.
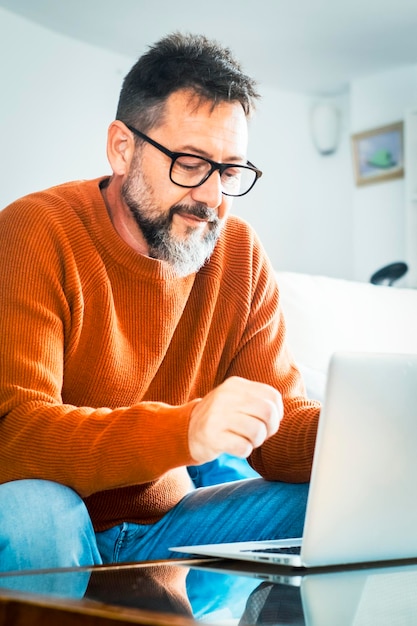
top-left (2, 0), bottom-right (417, 94)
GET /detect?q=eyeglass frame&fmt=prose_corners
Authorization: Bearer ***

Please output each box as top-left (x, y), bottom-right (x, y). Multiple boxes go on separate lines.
top-left (123, 122), bottom-right (263, 197)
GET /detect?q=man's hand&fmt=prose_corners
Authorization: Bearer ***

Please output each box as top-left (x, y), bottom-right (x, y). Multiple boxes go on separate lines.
top-left (188, 376), bottom-right (283, 464)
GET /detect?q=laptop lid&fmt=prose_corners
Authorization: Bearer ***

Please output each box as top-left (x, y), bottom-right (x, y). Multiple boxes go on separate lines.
top-left (171, 352), bottom-right (417, 568)
top-left (301, 351), bottom-right (417, 567)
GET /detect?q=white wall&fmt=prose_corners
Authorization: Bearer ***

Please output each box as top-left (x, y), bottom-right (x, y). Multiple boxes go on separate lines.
top-left (351, 66), bottom-right (417, 283)
top-left (235, 87), bottom-right (353, 279)
top-left (0, 8), bottom-right (133, 207)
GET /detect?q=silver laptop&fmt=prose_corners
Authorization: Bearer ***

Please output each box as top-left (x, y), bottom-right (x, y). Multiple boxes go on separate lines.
top-left (171, 351), bottom-right (417, 568)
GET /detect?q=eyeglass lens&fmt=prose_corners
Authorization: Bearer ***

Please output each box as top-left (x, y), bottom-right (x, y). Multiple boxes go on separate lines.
top-left (171, 155), bottom-right (257, 196)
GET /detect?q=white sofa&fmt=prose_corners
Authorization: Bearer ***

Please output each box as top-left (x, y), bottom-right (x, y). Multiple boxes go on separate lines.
top-left (276, 271), bottom-right (417, 402)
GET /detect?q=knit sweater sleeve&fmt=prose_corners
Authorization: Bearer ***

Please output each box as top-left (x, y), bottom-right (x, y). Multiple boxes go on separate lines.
top-left (0, 192), bottom-right (196, 498)
top-left (245, 283), bottom-right (320, 482)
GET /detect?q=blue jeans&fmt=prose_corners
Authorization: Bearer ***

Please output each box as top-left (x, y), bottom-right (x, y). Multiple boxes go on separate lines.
top-left (0, 477), bottom-right (308, 572)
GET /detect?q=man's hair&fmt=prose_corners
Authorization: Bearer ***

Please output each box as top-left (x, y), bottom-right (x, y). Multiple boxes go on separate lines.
top-left (116, 32), bottom-right (259, 132)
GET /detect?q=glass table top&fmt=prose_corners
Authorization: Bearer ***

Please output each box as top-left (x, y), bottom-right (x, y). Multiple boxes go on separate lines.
top-left (1, 558), bottom-right (417, 625)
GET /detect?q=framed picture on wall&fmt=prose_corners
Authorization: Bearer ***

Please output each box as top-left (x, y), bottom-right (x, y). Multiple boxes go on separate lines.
top-left (351, 121), bottom-right (404, 186)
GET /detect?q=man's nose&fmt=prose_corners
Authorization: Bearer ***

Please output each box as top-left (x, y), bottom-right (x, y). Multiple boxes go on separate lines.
top-left (190, 171), bottom-right (223, 211)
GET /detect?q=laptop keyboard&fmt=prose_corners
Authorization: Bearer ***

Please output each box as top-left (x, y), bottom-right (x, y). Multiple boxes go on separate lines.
top-left (240, 546), bottom-right (302, 555)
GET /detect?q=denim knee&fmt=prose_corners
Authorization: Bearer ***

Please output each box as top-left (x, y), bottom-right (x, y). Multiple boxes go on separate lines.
top-left (0, 479), bottom-right (102, 572)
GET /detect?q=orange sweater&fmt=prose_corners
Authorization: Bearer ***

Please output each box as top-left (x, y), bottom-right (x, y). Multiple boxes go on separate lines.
top-left (0, 178), bottom-right (320, 531)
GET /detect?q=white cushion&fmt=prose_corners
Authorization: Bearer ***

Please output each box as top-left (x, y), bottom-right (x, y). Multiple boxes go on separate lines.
top-left (276, 271), bottom-right (417, 381)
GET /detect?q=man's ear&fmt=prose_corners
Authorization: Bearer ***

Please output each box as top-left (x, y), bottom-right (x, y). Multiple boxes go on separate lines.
top-left (106, 120), bottom-right (135, 176)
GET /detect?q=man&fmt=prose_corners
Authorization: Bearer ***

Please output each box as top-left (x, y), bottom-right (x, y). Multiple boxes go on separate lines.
top-left (0, 33), bottom-right (320, 572)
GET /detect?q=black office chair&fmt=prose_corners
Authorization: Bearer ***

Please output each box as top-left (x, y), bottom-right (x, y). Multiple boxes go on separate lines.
top-left (370, 262), bottom-right (408, 286)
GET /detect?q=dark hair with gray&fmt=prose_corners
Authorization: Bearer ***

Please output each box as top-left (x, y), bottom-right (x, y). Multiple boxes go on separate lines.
top-left (116, 32), bottom-right (259, 132)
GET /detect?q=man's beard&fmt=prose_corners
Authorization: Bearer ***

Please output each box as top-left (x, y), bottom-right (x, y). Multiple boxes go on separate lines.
top-left (121, 161), bottom-right (223, 277)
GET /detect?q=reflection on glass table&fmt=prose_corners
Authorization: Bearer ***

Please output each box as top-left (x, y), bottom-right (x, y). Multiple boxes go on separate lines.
top-left (1, 558), bottom-right (417, 625)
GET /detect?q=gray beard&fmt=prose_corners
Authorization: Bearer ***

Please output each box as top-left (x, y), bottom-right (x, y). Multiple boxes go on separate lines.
top-left (148, 215), bottom-right (221, 277)
top-left (122, 186), bottom-right (223, 277)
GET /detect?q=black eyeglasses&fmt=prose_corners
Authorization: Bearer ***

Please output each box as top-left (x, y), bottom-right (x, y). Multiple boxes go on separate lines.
top-left (124, 123), bottom-right (262, 197)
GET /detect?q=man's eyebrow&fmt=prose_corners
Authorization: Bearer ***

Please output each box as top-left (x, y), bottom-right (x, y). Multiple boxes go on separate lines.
top-left (177, 144), bottom-right (247, 163)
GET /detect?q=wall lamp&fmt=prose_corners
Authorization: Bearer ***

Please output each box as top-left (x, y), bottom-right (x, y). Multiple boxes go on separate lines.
top-left (310, 101), bottom-right (341, 156)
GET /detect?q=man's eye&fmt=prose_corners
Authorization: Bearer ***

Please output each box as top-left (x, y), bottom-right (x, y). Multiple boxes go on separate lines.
top-left (222, 167), bottom-right (241, 179)
top-left (175, 157), bottom-right (207, 172)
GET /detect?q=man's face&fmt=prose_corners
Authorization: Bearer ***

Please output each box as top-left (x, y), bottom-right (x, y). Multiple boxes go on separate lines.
top-left (121, 90), bottom-right (249, 276)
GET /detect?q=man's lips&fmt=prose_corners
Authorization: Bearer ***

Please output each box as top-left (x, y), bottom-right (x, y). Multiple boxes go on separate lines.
top-left (174, 209), bottom-right (215, 227)
top-left (180, 213), bottom-right (207, 223)
top-left (173, 214), bottom-right (207, 232)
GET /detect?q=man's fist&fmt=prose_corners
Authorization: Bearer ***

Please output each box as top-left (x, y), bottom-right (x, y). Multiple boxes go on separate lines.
top-left (188, 376), bottom-right (283, 464)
